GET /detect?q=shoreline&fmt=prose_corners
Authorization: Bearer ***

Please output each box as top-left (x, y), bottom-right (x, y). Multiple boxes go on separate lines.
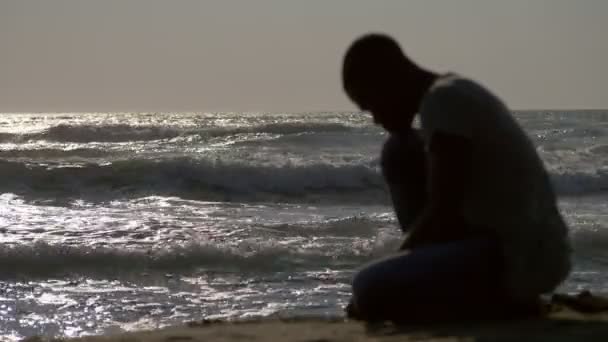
top-left (27, 306), bottom-right (608, 342)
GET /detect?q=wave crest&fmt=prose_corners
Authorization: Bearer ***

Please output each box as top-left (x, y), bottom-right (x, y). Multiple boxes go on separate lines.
top-left (0, 158), bottom-right (606, 203)
top-left (0, 158), bottom-right (387, 203)
top-left (0, 239), bottom-right (390, 278)
top-left (0, 122), bottom-right (359, 143)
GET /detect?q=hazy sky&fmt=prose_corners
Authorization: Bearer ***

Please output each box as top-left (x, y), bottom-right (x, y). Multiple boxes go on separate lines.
top-left (1, 0), bottom-right (606, 112)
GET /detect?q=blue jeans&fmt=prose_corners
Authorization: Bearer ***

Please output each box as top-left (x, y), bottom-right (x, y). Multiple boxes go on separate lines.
top-left (351, 237), bottom-right (503, 322)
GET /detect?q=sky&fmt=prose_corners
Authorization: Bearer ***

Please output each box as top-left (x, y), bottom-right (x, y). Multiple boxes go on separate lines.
top-left (0, 0), bottom-right (607, 112)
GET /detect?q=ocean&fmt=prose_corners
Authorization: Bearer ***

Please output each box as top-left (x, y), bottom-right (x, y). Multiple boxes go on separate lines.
top-left (0, 111), bottom-right (606, 340)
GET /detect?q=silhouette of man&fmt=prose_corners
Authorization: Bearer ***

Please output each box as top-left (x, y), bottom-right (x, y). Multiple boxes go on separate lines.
top-left (342, 33), bottom-right (571, 322)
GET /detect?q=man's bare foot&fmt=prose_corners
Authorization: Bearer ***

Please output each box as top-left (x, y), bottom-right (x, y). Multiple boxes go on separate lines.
top-left (552, 291), bottom-right (608, 313)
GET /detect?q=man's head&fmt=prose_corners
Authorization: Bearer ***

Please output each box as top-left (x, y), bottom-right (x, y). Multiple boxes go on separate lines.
top-left (342, 34), bottom-right (434, 133)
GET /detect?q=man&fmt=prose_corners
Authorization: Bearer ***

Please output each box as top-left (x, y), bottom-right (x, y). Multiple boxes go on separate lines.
top-left (342, 34), bottom-right (571, 322)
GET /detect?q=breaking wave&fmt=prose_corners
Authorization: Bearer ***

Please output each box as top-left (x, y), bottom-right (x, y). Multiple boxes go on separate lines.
top-left (0, 158), bottom-right (606, 203)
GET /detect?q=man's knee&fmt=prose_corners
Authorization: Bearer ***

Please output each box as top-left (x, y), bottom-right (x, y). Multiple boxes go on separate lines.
top-left (351, 268), bottom-right (383, 318)
top-left (351, 266), bottom-right (375, 303)
top-left (351, 261), bottom-right (410, 318)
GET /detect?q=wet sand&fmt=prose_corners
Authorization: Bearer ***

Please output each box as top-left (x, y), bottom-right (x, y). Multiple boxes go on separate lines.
top-left (30, 305), bottom-right (608, 342)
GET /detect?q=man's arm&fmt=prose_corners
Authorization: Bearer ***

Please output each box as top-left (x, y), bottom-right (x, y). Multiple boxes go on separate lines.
top-left (381, 132), bottom-right (428, 232)
top-left (401, 131), bottom-right (473, 249)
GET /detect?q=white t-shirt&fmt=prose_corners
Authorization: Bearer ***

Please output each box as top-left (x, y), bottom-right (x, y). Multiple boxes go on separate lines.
top-left (419, 73), bottom-right (571, 299)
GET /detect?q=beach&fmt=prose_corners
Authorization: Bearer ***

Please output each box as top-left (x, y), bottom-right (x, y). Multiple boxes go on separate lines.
top-left (2, 2), bottom-right (607, 340)
top-left (31, 308), bottom-right (608, 342)
top-left (28, 293), bottom-right (608, 342)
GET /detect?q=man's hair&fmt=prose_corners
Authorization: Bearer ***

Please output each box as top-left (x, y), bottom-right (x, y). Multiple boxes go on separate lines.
top-left (342, 33), bottom-right (413, 88)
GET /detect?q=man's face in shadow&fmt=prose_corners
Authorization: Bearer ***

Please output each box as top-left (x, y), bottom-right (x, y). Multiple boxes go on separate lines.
top-left (345, 80), bottom-right (418, 134)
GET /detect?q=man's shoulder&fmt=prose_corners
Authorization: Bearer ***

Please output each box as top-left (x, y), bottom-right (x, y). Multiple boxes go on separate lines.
top-left (421, 74), bottom-right (478, 116)
top-left (428, 74), bottom-right (489, 100)
top-left (420, 74), bottom-right (512, 138)
top-left (423, 74), bottom-right (505, 114)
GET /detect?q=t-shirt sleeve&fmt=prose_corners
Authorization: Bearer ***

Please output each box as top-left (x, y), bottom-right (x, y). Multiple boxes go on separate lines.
top-left (420, 83), bottom-right (475, 139)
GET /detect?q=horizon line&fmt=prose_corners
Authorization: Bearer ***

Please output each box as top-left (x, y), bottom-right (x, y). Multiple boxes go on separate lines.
top-left (1, 108), bottom-right (607, 115)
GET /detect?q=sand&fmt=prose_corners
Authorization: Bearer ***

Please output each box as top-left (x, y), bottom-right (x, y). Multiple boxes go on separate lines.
top-left (22, 309), bottom-right (608, 342)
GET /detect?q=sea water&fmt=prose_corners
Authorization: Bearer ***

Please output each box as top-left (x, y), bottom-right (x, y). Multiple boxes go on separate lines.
top-left (0, 111), bottom-right (606, 340)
